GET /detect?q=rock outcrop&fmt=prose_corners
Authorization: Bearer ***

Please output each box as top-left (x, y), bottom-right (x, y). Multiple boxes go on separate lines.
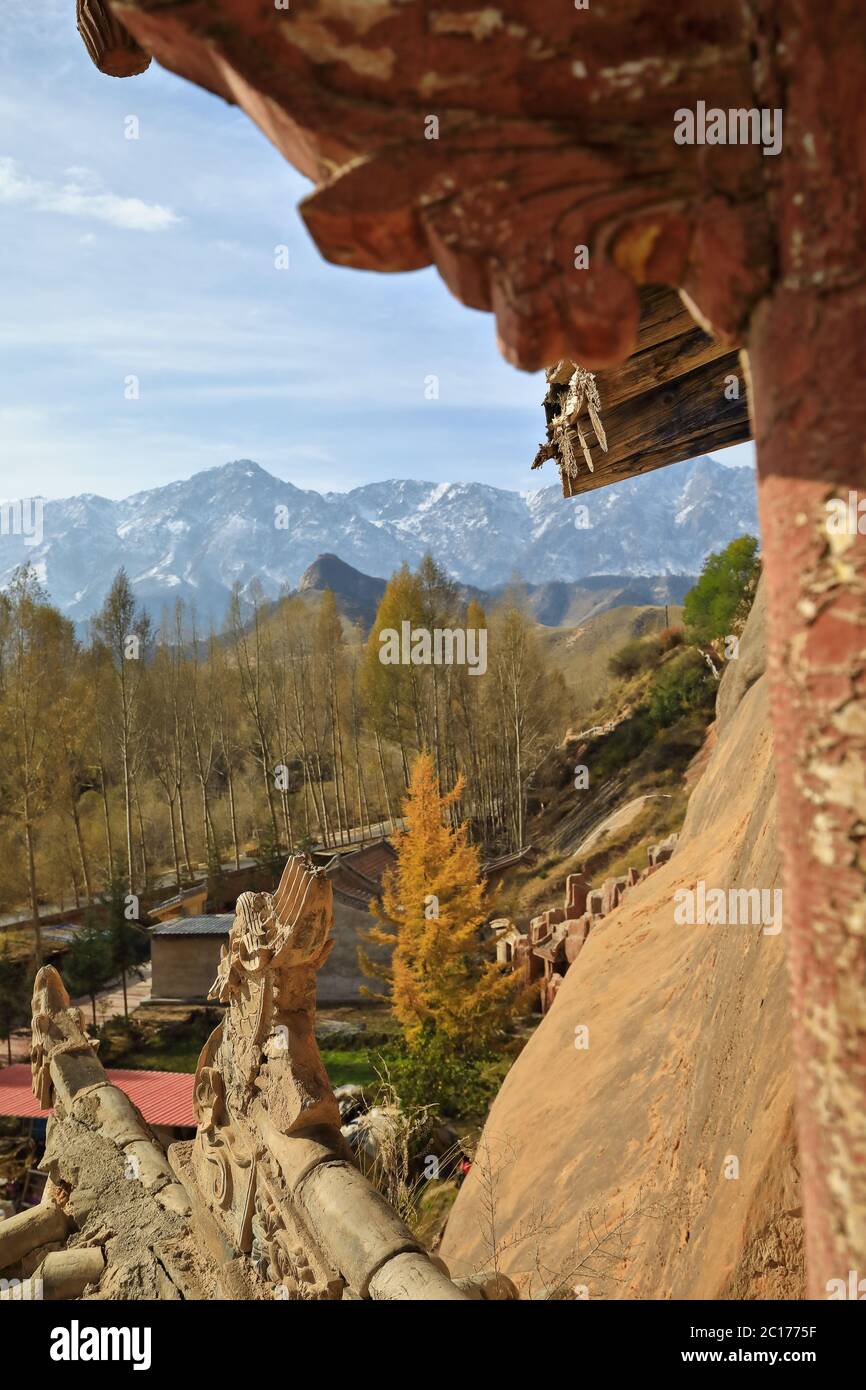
top-left (442, 585), bottom-right (804, 1298)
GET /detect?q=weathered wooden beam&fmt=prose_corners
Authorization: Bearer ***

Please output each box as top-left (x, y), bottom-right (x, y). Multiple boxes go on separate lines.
top-left (620, 285), bottom-right (697, 356)
top-left (552, 344), bottom-right (751, 496)
top-left (599, 326), bottom-right (733, 413)
top-left (538, 287), bottom-right (751, 495)
top-left (77, 0), bottom-right (151, 78)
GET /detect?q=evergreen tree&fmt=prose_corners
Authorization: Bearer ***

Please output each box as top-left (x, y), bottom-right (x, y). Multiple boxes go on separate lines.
top-left (0, 944), bottom-right (29, 1066)
top-left (64, 917), bottom-right (114, 1031)
top-left (206, 837), bottom-right (226, 909)
top-left (101, 868), bottom-right (148, 1022)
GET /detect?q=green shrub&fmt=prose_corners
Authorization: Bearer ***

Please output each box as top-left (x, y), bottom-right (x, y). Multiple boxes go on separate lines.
top-left (378, 1032), bottom-right (502, 1120)
top-left (657, 625), bottom-right (685, 653)
top-left (647, 648), bottom-right (715, 729)
top-left (683, 535), bottom-right (760, 644)
top-left (590, 712), bottom-right (655, 779)
top-left (608, 635), bottom-right (663, 679)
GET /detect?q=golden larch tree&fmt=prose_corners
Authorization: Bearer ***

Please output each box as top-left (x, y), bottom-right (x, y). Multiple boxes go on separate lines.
top-left (367, 752), bottom-right (520, 1053)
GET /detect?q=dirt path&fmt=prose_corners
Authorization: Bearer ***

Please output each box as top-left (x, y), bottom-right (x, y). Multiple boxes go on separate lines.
top-left (575, 793), bottom-right (671, 858)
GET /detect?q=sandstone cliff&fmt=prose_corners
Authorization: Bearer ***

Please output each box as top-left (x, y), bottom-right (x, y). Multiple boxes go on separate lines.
top-left (442, 583), bottom-right (805, 1298)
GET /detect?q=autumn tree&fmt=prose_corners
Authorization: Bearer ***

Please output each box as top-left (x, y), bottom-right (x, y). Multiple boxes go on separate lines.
top-left (487, 592), bottom-right (568, 850)
top-left (149, 638), bottom-right (186, 887)
top-left (228, 581), bottom-right (281, 851)
top-left (0, 556), bottom-right (573, 928)
top-left (100, 869), bottom-right (148, 1023)
top-left (367, 752), bottom-right (520, 1054)
top-left (186, 614), bottom-right (221, 861)
top-left (54, 647), bottom-right (97, 903)
top-left (210, 631), bottom-right (244, 869)
top-left (0, 566), bottom-right (76, 963)
top-left (317, 589), bottom-right (350, 843)
top-left (362, 564), bottom-right (425, 789)
top-left (90, 570), bottom-right (152, 893)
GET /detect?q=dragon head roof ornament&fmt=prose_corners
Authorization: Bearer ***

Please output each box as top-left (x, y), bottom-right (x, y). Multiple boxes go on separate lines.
top-left (179, 855), bottom-right (469, 1300)
top-left (18, 857), bottom-right (475, 1299)
top-left (31, 965), bottom-right (101, 1111)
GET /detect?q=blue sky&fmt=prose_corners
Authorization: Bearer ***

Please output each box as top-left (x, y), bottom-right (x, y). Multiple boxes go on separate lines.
top-left (0, 1), bottom-right (754, 502)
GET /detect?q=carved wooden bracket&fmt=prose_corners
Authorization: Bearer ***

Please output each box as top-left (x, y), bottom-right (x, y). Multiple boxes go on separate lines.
top-left (77, 0), bottom-right (151, 77)
top-left (110, 0), bottom-right (774, 370)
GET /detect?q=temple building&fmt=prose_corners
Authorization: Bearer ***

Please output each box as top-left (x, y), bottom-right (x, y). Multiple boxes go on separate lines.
top-left (51, 0), bottom-right (866, 1299)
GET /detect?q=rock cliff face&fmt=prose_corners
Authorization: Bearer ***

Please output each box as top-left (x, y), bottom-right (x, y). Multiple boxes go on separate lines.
top-left (442, 584), bottom-right (805, 1298)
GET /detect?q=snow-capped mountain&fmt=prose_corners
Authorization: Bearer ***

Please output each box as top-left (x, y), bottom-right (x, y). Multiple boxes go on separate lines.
top-left (0, 457), bottom-right (757, 626)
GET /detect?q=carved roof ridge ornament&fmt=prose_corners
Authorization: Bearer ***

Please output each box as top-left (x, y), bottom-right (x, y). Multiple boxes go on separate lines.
top-left (178, 854), bottom-right (470, 1299)
top-left (31, 964), bottom-right (98, 1110)
top-left (21, 865), bottom-right (473, 1299)
top-left (538, 362), bottom-right (609, 490)
top-left (77, 0), bottom-right (151, 78)
top-left (203, 855), bottom-right (338, 1132)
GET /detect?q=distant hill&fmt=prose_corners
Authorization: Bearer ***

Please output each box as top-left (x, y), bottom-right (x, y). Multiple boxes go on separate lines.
top-left (296, 554), bottom-right (691, 644)
top-left (520, 575), bottom-right (691, 628)
top-left (297, 553), bottom-right (388, 630)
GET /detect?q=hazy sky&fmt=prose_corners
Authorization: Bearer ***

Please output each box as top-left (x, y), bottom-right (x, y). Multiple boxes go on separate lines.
top-left (0, 2), bottom-right (755, 502)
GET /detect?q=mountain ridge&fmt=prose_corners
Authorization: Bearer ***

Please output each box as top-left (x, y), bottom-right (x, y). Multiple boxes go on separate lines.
top-left (0, 456), bottom-right (757, 624)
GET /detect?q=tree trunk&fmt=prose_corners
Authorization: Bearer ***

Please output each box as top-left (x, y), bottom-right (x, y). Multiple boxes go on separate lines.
top-left (24, 804), bottom-right (42, 967)
top-left (135, 789), bottom-right (148, 890)
top-left (177, 782), bottom-right (193, 882)
top-left (166, 792), bottom-right (181, 889)
top-left (375, 729), bottom-right (396, 832)
top-left (261, 753), bottom-right (280, 849)
top-left (122, 743), bottom-right (134, 892)
top-left (68, 793), bottom-right (93, 904)
top-left (98, 759), bottom-right (114, 868)
top-left (226, 762), bottom-right (241, 870)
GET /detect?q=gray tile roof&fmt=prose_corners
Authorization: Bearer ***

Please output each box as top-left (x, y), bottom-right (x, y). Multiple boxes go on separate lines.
top-left (151, 882), bottom-right (207, 913)
top-left (151, 913), bottom-right (234, 937)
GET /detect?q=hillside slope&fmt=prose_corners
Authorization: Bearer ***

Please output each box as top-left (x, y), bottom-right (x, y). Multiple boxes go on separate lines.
top-left (441, 583), bottom-right (804, 1299)
top-left (538, 603), bottom-right (683, 721)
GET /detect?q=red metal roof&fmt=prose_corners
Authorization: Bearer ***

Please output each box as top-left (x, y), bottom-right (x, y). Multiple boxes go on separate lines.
top-left (0, 1064), bottom-right (195, 1128)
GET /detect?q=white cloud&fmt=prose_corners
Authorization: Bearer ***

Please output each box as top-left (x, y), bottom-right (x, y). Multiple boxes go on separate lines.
top-left (0, 157), bottom-right (180, 231)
